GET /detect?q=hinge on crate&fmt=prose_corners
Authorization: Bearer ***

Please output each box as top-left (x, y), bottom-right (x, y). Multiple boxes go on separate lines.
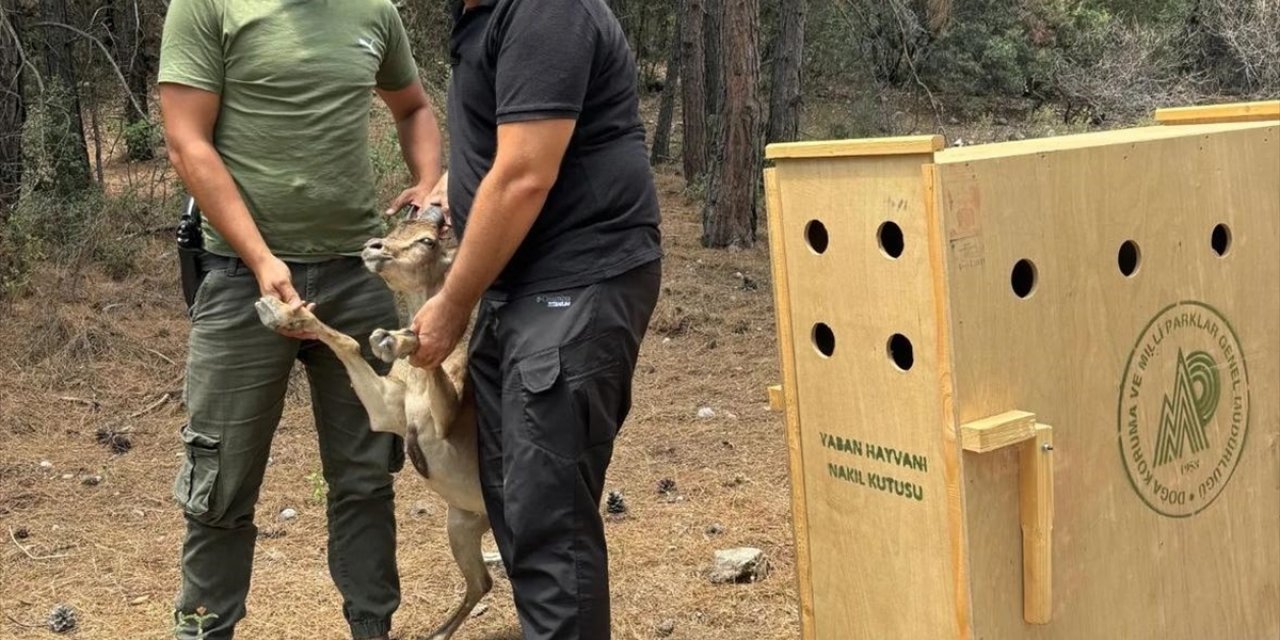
top-left (961, 411), bottom-right (1055, 625)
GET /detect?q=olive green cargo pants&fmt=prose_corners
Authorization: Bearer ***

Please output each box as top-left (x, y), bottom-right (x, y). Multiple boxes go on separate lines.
top-left (172, 256), bottom-right (404, 640)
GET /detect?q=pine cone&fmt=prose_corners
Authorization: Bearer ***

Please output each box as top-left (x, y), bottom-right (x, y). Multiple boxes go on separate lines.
top-left (657, 478), bottom-right (677, 495)
top-left (605, 490), bottom-right (628, 515)
top-left (48, 604), bottom-right (77, 634)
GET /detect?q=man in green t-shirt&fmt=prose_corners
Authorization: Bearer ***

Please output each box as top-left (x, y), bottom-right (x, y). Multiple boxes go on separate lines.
top-left (158, 1), bottom-right (442, 638)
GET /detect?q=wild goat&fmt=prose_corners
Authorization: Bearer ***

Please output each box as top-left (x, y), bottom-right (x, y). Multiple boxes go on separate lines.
top-left (254, 208), bottom-right (488, 640)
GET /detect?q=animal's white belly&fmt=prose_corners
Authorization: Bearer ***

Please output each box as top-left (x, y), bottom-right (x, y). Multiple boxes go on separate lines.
top-left (400, 361), bottom-right (485, 515)
top-left (413, 433), bottom-right (485, 515)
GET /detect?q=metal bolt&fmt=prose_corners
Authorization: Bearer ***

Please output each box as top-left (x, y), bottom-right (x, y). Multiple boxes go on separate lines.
top-left (1042, 443), bottom-right (1054, 452)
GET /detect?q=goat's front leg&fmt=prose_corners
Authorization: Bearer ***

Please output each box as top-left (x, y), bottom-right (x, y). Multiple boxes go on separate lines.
top-left (370, 328), bottom-right (419, 364)
top-left (370, 329), bottom-right (460, 440)
top-left (254, 297), bottom-right (407, 437)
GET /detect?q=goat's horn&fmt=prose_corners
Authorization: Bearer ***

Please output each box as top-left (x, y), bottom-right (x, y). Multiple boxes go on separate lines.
top-left (421, 205), bottom-right (445, 227)
top-left (399, 204), bottom-right (421, 220)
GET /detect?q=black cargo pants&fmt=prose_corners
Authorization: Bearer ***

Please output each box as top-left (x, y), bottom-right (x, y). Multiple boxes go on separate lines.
top-left (468, 260), bottom-right (661, 640)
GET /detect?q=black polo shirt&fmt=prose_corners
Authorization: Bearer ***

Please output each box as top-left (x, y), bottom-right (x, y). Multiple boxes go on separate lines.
top-left (447, 0), bottom-right (662, 298)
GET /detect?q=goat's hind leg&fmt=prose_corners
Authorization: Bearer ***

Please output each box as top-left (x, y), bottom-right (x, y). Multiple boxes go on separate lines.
top-left (427, 506), bottom-right (493, 640)
top-left (254, 297), bottom-right (407, 436)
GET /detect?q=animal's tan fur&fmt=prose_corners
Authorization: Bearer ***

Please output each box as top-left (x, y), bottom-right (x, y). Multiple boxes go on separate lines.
top-left (254, 214), bottom-right (490, 640)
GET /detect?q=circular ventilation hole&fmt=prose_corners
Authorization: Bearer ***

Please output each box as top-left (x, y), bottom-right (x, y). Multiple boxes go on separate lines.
top-left (1211, 223), bottom-right (1232, 257)
top-left (887, 334), bottom-right (915, 372)
top-left (1117, 240), bottom-right (1141, 277)
top-left (1011, 259), bottom-right (1038, 299)
top-left (878, 221), bottom-right (905, 259)
top-left (805, 220), bottom-right (829, 254)
top-left (812, 323), bottom-right (836, 358)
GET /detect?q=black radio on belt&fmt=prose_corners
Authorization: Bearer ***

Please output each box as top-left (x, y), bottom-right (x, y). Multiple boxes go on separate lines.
top-left (177, 195), bottom-right (207, 311)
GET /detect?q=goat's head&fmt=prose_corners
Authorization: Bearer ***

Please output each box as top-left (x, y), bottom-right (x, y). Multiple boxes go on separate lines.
top-left (362, 206), bottom-right (453, 294)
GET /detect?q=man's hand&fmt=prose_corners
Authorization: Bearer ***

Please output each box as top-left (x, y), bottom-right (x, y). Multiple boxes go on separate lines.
top-left (252, 255), bottom-right (316, 340)
top-left (384, 181), bottom-right (436, 217)
top-left (426, 171), bottom-right (450, 228)
top-left (376, 81), bottom-right (443, 217)
top-left (408, 291), bottom-right (472, 369)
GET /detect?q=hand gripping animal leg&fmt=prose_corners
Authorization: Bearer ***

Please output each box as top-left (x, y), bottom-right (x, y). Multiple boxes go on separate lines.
top-left (254, 297), bottom-right (407, 437)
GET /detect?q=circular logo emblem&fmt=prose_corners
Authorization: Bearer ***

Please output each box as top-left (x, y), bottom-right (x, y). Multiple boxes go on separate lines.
top-left (1118, 301), bottom-right (1250, 518)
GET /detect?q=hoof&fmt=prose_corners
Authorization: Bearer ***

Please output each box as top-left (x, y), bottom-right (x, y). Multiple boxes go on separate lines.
top-left (254, 297), bottom-right (313, 334)
top-left (254, 297), bottom-right (289, 331)
top-left (371, 328), bottom-right (418, 363)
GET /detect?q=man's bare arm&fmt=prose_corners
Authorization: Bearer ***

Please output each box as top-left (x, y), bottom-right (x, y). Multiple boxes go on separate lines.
top-left (440, 119), bottom-right (574, 309)
top-left (159, 83), bottom-right (304, 308)
top-left (408, 118), bottom-right (576, 368)
top-left (377, 81), bottom-right (444, 214)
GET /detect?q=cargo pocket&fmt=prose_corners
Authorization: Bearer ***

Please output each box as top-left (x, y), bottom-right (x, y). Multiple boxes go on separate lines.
top-left (560, 333), bottom-right (628, 448)
top-left (518, 337), bottom-right (629, 460)
top-left (517, 347), bottom-right (579, 461)
top-left (187, 269), bottom-right (223, 322)
top-left (173, 425), bottom-right (221, 520)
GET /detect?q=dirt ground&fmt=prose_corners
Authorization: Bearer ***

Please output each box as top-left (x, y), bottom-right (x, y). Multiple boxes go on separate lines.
top-left (0, 157), bottom-right (799, 638)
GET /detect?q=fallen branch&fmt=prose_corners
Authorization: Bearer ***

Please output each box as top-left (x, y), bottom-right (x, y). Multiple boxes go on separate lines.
top-left (145, 348), bottom-right (176, 366)
top-left (59, 396), bottom-right (101, 409)
top-left (8, 528), bottom-right (70, 561)
top-left (128, 393), bottom-right (173, 419)
top-left (3, 611), bottom-right (42, 629)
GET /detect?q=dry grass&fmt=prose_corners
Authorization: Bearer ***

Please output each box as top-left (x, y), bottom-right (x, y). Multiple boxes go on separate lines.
top-left (0, 157), bottom-right (798, 638)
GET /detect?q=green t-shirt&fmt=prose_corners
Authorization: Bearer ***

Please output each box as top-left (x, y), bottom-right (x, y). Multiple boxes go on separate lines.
top-left (158, 0), bottom-right (419, 260)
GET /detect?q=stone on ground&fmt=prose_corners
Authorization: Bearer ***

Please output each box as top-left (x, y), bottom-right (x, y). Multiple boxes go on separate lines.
top-left (709, 547), bottom-right (769, 584)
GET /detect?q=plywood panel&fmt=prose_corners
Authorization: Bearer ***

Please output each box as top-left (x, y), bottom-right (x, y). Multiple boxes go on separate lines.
top-left (766, 135), bottom-right (944, 160)
top-left (773, 154), bottom-right (968, 639)
top-left (933, 122), bottom-right (1280, 639)
top-left (1156, 100), bottom-right (1280, 125)
top-left (764, 167), bottom-right (816, 639)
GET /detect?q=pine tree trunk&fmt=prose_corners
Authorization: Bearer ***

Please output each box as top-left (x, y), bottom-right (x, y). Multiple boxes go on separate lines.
top-left (679, 0), bottom-right (708, 181)
top-left (702, 0), bottom-right (761, 248)
top-left (766, 0), bottom-right (806, 143)
top-left (111, 0), bottom-right (154, 161)
top-left (650, 9), bottom-right (682, 166)
top-left (703, 0), bottom-right (723, 168)
top-left (0, 1), bottom-right (25, 215)
top-left (921, 0), bottom-right (951, 35)
top-left (34, 0), bottom-right (91, 195)
top-left (703, 0), bottom-right (723, 116)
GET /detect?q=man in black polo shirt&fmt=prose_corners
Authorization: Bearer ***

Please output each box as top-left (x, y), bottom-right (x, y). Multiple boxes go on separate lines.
top-left (408, 0), bottom-right (662, 638)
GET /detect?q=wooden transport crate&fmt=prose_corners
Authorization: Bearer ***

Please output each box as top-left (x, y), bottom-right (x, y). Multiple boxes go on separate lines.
top-left (764, 101), bottom-right (1280, 640)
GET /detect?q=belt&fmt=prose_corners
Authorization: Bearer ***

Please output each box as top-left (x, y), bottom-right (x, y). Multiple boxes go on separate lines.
top-left (198, 253), bottom-right (244, 274)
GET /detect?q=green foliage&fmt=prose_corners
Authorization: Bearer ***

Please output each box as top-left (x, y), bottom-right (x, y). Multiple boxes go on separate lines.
top-left (173, 607), bottom-right (219, 639)
top-left (923, 1), bottom-right (1116, 97)
top-left (123, 119), bottom-right (162, 163)
top-left (0, 190), bottom-right (90, 298)
top-left (305, 470), bottom-right (328, 505)
top-left (0, 184), bottom-right (165, 299)
top-left (804, 0), bottom-right (1277, 129)
top-left (368, 123), bottom-right (410, 211)
top-left (21, 81), bottom-right (92, 197)
top-left (95, 236), bottom-right (141, 281)
top-left (396, 2), bottom-right (454, 95)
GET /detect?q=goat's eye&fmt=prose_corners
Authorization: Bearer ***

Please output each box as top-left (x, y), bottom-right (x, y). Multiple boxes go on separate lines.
top-left (417, 238), bottom-right (436, 248)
